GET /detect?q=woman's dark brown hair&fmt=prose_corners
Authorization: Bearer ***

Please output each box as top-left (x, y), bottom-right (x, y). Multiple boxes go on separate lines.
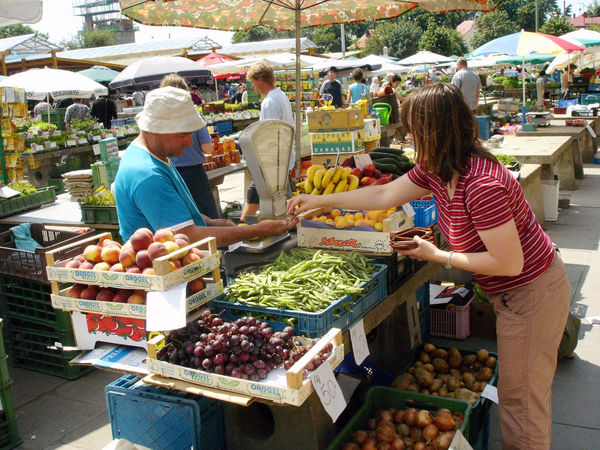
top-left (400, 83), bottom-right (497, 183)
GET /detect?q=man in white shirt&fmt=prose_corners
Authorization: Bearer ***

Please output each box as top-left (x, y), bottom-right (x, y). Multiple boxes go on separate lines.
top-left (451, 57), bottom-right (482, 113)
top-left (241, 62), bottom-right (294, 221)
top-left (370, 76), bottom-right (382, 96)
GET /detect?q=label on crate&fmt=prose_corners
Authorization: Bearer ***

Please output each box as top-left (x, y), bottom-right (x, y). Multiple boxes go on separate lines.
top-left (310, 361), bottom-right (346, 422)
top-left (586, 124), bottom-right (597, 138)
top-left (92, 135), bottom-right (102, 142)
top-left (105, 133), bottom-right (114, 139)
top-left (116, 130), bottom-right (125, 138)
top-left (402, 203), bottom-right (415, 218)
top-left (77, 138), bottom-right (88, 145)
top-left (92, 144), bottom-right (100, 155)
top-left (146, 282), bottom-right (188, 331)
top-left (349, 319), bottom-right (369, 365)
top-left (67, 139), bottom-right (77, 147)
top-left (41, 131), bottom-right (49, 139)
top-left (481, 384), bottom-right (499, 404)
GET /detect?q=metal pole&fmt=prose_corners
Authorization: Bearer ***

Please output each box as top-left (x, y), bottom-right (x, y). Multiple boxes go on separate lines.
top-left (535, 0), bottom-right (538, 32)
top-left (294, 3), bottom-right (302, 184)
top-left (522, 55), bottom-right (527, 123)
top-left (341, 24), bottom-right (346, 60)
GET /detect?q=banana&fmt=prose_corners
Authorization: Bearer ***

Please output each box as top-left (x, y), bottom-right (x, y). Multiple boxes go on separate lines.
top-left (304, 178), bottom-right (313, 193)
top-left (307, 164), bottom-right (323, 183)
top-left (341, 167), bottom-right (352, 180)
top-left (323, 181), bottom-right (336, 195)
top-left (310, 187), bottom-right (322, 195)
top-left (313, 167), bottom-right (326, 189)
top-left (334, 178), bottom-right (348, 193)
top-left (347, 174), bottom-right (359, 191)
top-left (321, 167), bottom-right (335, 188)
top-left (332, 166), bottom-right (345, 184)
top-left (295, 181), bottom-right (305, 191)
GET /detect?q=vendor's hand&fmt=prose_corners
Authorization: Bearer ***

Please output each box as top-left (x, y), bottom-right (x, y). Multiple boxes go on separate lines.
top-left (286, 194), bottom-right (323, 216)
top-left (395, 236), bottom-right (444, 262)
top-left (255, 217), bottom-right (298, 237)
top-left (208, 218), bottom-right (237, 227)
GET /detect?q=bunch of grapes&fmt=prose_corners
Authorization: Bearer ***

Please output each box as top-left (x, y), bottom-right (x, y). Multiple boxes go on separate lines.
top-left (285, 338), bottom-right (334, 379)
top-left (156, 311), bottom-right (299, 381)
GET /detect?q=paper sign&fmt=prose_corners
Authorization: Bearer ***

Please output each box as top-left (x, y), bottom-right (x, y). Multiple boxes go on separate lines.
top-left (41, 131), bottom-right (49, 139)
top-left (49, 141), bottom-right (58, 149)
top-left (92, 135), bottom-right (102, 141)
top-left (310, 361), bottom-right (346, 422)
top-left (449, 429), bottom-right (473, 450)
top-left (30, 143), bottom-right (39, 151)
top-left (69, 133), bottom-right (77, 138)
top-left (67, 139), bottom-right (77, 147)
top-left (116, 131), bottom-right (125, 138)
top-left (77, 138), bottom-right (88, 145)
top-left (146, 282), bottom-right (188, 331)
top-left (586, 124), bottom-right (597, 139)
top-left (26, 133), bottom-right (34, 140)
top-left (402, 203), bottom-right (415, 217)
top-left (349, 319), bottom-right (369, 365)
top-left (93, 123), bottom-right (102, 129)
top-left (455, 287), bottom-right (470, 298)
top-left (481, 384), bottom-right (499, 404)
top-left (105, 133), bottom-right (114, 139)
top-left (0, 186), bottom-right (20, 199)
top-left (70, 344), bottom-right (148, 375)
top-left (354, 153), bottom-right (373, 171)
top-left (92, 144), bottom-right (100, 155)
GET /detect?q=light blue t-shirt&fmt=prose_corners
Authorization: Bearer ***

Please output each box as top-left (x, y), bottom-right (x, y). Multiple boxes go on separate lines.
top-left (114, 142), bottom-right (206, 241)
top-left (170, 126), bottom-right (212, 167)
top-left (348, 82), bottom-right (369, 104)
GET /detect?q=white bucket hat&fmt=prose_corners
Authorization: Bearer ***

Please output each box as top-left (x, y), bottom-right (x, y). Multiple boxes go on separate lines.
top-left (135, 86), bottom-right (206, 134)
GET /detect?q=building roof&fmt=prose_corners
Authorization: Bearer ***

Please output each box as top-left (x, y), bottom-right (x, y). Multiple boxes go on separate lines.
top-left (210, 37), bottom-right (317, 57)
top-left (570, 13), bottom-right (600, 28)
top-left (456, 20), bottom-right (476, 37)
top-left (351, 30), bottom-right (373, 50)
top-left (0, 33), bottom-right (62, 54)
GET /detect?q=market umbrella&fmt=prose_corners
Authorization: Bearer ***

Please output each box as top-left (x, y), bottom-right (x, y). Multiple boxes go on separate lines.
top-left (471, 31), bottom-right (584, 119)
top-left (109, 56), bottom-right (213, 92)
top-left (496, 54), bottom-right (556, 65)
top-left (397, 50), bottom-right (454, 65)
top-left (546, 52), bottom-right (583, 75)
top-left (560, 29), bottom-right (600, 48)
top-left (120, 0), bottom-right (497, 178)
top-left (78, 65), bottom-right (121, 83)
top-left (0, 67), bottom-right (108, 100)
top-left (197, 51), bottom-right (243, 97)
top-left (0, 0), bottom-right (43, 26)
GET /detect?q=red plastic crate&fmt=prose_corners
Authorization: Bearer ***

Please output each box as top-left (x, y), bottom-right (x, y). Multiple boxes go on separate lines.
top-left (429, 299), bottom-right (471, 339)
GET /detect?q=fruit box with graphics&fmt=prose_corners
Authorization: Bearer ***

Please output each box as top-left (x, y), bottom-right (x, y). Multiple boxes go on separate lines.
top-left (45, 233), bottom-right (220, 291)
top-left (296, 207), bottom-right (413, 254)
top-left (146, 328), bottom-right (344, 406)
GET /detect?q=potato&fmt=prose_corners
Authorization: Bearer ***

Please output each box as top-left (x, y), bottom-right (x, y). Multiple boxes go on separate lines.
top-left (430, 378), bottom-right (443, 393)
top-left (449, 369), bottom-right (462, 379)
top-left (462, 372), bottom-right (476, 389)
top-left (476, 367), bottom-right (494, 382)
top-left (432, 358), bottom-right (449, 373)
top-left (447, 392), bottom-right (456, 398)
top-left (446, 376), bottom-right (460, 392)
top-left (423, 363), bottom-right (435, 373)
top-left (473, 362), bottom-right (482, 371)
top-left (424, 343), bottom-right (436, 353)
top-left (432, 392), bottom-right (439, 396)
top-left (419, 351), bottom-right (431, 364)
top-left (447, 348), bottom-right (462, 368)
top-left (422, 389), bottom-right (430, 395)
top-left (438, 384), bottom-right (449, 397)
top-left (486, 356), bottom-right (497, 369)
top-left (477, 349), bottom-right (489, 362)
top-left (432, 349), bottom-right (448, 360)
top-left (414, 361), bottom-right (424, 368)
top-left (408, 366), bottom-right (415, 375)
top-left (462, 354), bottom-right (477, 367)
top-left (415, 367), bottom-right (434, 387)
top-left (408, 383), bottom-right (420, 392)
top-left (455, 388), bottom-right (480, 406)
top-left (392, 373), bottom-right (413, 391)
top-left (438, 374), bottom-right (449, 383)
top-left (472, 382), bottom-right (485, 393)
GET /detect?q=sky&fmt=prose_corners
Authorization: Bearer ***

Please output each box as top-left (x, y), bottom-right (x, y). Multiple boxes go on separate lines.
top-left (30, 0), bottom-right (234, 47)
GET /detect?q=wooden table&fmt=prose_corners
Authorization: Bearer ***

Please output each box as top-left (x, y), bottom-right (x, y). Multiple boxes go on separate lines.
top-left (517, 121), bottom-right (592, 179)
top-left (548, 116), bottom-right (598, 164)
top-left (519, 164), bottom-right (545, 228)
top-left (490, 135), bottom-right (576, 190)
top-left (477, 98), bottom-right (498, 116)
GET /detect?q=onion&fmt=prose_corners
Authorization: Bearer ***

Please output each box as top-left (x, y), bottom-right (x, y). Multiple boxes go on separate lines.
top-left (402, 437), bottom-right (414, 448)
top-left (353, 430), bottom-right (368, 445)
top-left (434, 410), bottom-right (455, 431)
top-left (410, 426), bottom-right (423, 442)
top-left (376, 421), bottom-right (396, 443)
top-left (414, 442), bottom-right (426, 450)
top-left (368, 418), bottom-right (377, 430)
top-left (377, 443), bottom-right (392, 450)
top-left (343, 443), bottom-right (360, 450)
top-left (397, 423), bottom-right (411, 437)
top-left (362, 438), bottom-right (378, 450)
top-left (393, 410), bottom-right (405, 424)
top-left (403, 408), bottom-right (418, 426)
top-left (433, 431), bottom-right (454, 450)
top-left (375, 408), bottom-right (394, 422)
top-left (416, 410), bottom-right (433, 428)
top-left (422, 424), bottom-right (439, 443)
top-left (391, 436), bottom-right (405, 450)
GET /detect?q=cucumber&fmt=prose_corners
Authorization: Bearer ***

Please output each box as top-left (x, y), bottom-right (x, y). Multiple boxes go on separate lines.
top-left (370, 147), bottom-right (405, 156)
top-left (373, 162), bottom-right (398, 173)
top-left (373, 157), bottom-right (401, 168)
top-left (369, 152), bottom-right (404, 163)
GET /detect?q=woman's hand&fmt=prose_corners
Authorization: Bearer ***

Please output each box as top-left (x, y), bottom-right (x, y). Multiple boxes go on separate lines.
top-left (395, 236), bottom-right (446, 263)
top-left (286, 194), bottom-right (323, 216)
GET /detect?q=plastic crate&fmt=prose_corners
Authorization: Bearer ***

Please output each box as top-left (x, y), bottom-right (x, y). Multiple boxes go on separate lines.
top-left (80, 205), bottom-right (119, 224)
top-left (0, 187), bottom-right (56, 218)
top-left (587, 84), bottom-right (600, 92)
top-left (0, 223), bottom-right (93, 281)
top-left (105, 375), bottom-right (225, 450)
top-left (416, 282), bottom-right (429, 313)
top-left (580, 93), bottom-right (600, 105)
top-left (558, 98), bottom-right (579, 107)
top-left (334, 352), bottom-right (395, 387)
top-left (0, 379), bottom-right (20, 449)
top-left (430, 298), bottom-right (472, 339)
top-left (215, 121), bottom-right (233, 136)
top-left (327, 387), bottom-right (471, 449)
top-left (472, 413), bottom-right (490, 450)
top-left (410, 199), bottom-right (438, 227)
top-left (366, 253), bottom-right (412, 293)
top-left (573, 76), bottom-right (590, 85)
top-left (214, 264), bottom-right (387, 338)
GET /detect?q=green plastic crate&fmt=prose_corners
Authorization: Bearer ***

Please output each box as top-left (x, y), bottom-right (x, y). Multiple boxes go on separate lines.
top-left (327, 387), bottom-right (471, 450)
top-left (40, 108), bottom-right (66, 130)
top-left (0, 379), bottom-right (20, 449)
top-left (80, 204), bottom-right (118, 224)
top-left (47, 178), bottom-right (65, 195)
top-left (0, 187), bottom-right (56, 218)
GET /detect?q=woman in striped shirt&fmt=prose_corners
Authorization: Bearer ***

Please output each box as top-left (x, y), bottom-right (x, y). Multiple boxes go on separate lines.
top-left (288, 83), bottom-right (570, 450)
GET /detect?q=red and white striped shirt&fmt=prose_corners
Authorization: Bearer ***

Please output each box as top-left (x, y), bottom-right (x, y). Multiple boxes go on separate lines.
top-left (408, 156), bottom-right (554, 294)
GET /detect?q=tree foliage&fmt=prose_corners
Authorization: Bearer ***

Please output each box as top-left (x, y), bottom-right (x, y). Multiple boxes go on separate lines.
top-left (471, 10), bottom-right (520, 50)
top-left (0, 24), bottom-right (48, 40)
top-left (60, 29), bottom-right (117, 50)
top-left (539, 16), bottom-right (576, 35)
top-left (587, 0), bottom-right (600, 17)
top-left (364, 20), bottom-right (423, 59)
top-left (419, 20), bottom-right (466, 56)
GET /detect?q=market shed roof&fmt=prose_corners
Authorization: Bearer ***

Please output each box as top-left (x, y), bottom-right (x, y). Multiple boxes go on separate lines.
top-left (0, 33), bottom-right (61, 55)
top-left (209, 37), bottom-right (317, 57)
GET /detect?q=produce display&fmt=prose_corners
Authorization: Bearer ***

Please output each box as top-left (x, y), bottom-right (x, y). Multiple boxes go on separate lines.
top-left (392, 344), bottom-right (497, 406)
top-left (339, 160), bottom-right (394, 187)
top-left (224, 249), bottom-right (377, 312)
top-left (364, 147), bottom-right (416, 178)
top-left (296, 164), bottom-right (361, 195)
top-left (306, 207), bottom-right (398, 231)
top-left (156, 312), bottom-right (333, 381)
top-left (341, 406), bottom-right (464, 450)
top-left (6, 180), bottom-right (38, 196)
top-left (80, 188), bottom-right (115, 207)
top-left (202, 109), bottom-right (260, 126)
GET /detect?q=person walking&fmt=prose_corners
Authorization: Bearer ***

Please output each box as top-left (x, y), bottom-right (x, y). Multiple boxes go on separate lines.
top-left (64, 98), bottom-right (90, 129)
top-left (288, 83), bottom-right (569, 450)
top-left (536, 67), bottom-right (548, 111)
top-left (451, 57), bottom-right (482, 113)
top-left (91, 94), bottom-right (117, 130)
top-left (346, 68), bottom-right (370, 104)
top-left (319, 69), bottom-right (344, 107)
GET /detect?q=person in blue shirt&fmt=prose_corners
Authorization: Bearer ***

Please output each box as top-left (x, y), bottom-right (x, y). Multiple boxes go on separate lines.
top-left (346, 68), bottom-right (369, 104)
top-left (114, 86), bottom-right (297, 243)
top-left (159, 74), bottom-right (219, 218)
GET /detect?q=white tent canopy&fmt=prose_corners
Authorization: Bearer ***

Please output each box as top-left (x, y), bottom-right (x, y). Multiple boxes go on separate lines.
top-left (560, 29), bottom-right (600, 47)
top-left (0, 67), bottom-right (108, 100)
top-left (546, 52), bottom-right (583, 74)
top-left (370, 63), bottom-right (411, 75)
top-left (466, 54), bottom-right (508, 68)
top-left (208, 53), bottom-right (327, 75)
top-left (397, 50), bottom-right (454, 65)
top-left (0, 0), bottom-right (42, 27)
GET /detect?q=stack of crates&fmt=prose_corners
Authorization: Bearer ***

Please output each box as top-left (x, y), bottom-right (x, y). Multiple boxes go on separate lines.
top-left (416, 282), bottom-right (430, 343)
top-left (93, 137), bottom-right (120, 189)
top-left (0, 224), bottom-right (94, 379)
top-left (0, 319), bottom-right (21, 449)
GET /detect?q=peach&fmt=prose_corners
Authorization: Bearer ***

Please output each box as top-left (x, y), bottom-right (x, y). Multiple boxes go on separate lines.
top-left (113, 289), bottom-right (132, 303)
top-left (101, 239), bottom-right (122, 249)
top-left (80, 261), bottom-right (94, 270)
top-left (83, 245), bottom-right (102, 263)
top-left (68, 284), bottom-right (85, 298)
top-left (174, 233), bottom-right (190, 243)
top-left (126, 266), bottom-right (141, 274)
top-left (175, 238), bottom-right (189, 249)
top-left (127, 292), bottom-right (146, 304)
top-left (136, 250), bottom-right (152, 269)
top-left (190, 247), bottom-right (203, 257)
top-left (153, 228), bottom-right (175, 243)
top-left (163, 241), bottom-right (179, 254)
top-left (93, 262), bottom-right (111, 271)
top-left (142, 268), bottom-right (155, 275)
top-left (101, 246), bottom-right (121, 265)
top-left (182, 252), bottom-right (201, 266)
top-left (66, 259), bottom-right (81, 269)
top-left (136, 227), bottom-right (154, 239)
top-left (187, 278), bottom-right (206, 295)
top-left (168, 261), bottom-right (180, 272)
top-left (96, 288), bottom-right (115, 302)
top-left (75, 254), bottom-right (86, 263)
top-left (109, 263), bottom-right (125, 272)
top-left (119, 248), bottom-right (136, 268)
top-left (171, 259), bottom-right (182, 269)
top-left (80, 286), bottom-right (99, 300)
top-left (147, 242), bottom-right (169, 261)
top-left (130, 231), bottom-right (152, 252)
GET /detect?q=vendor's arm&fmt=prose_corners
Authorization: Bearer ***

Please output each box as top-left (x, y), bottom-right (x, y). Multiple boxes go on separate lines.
top-left (195, 126), bottom-right (213, 155)
top-left (202, 214), bottom-right (236, 227)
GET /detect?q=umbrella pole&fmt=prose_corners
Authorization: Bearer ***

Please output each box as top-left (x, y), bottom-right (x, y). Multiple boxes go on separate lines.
top-left (522, 56), bottom-right (527, 124)
top-left (215, 78), bottom-right (218, 101)
top-left (294, 2), bottom-right (301, 184)
top-left (47, 92), bottom-right (50, 127)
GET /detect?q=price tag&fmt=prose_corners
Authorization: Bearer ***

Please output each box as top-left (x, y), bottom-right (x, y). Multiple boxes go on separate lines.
top-left (92, 144), bottom-right (100, 155)
top-left (349, 319), bottom-right (369, 365)
top-left (146, 282), bottom-right (187, 331)
top-left (41, 131), bottom-right (49, 139)
top-left (586, 124), bottom-right (597, 139)
top-left (93, 123), bottom-right (101, 129)
top-left (353, 153), bottom-right (373, 171)
top-left (402, 203), bottom-right (415, 217)
top-left (116, 131), bottom-right (125, 138)
top-left (105, 133), bottom-right (114, 139)
top-left (30, 143), bottom-right (38, 151)
top-left (49, 141), bottom-right (58, 149)
top-left (26, 133), bottom-right (34, 140)
top-left (66, 139), bottom-right (77, 147)
top-left (449, 429), bottom-right (473, 450)
top-left (77, 138), bottom-right (88, 145)
top-left (481, 384), bottom-right (499, 404)
top-left (92, 135), bottom-right (102, 142)
top-left (69, 133), bottom-right (77, 138)
top-left (310, 361), bottom-right (346, 422)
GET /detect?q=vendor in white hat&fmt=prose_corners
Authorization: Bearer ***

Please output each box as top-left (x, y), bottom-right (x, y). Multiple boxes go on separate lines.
top-left (114, 86), bottom-right (297, 244)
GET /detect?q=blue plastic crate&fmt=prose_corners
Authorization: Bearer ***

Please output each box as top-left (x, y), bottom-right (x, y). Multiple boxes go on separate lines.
top-left (334, 352), bottom-right (395, 387)
top-left (215, 121), bottom-right (233, 136)
top-left (105, 375), bottom-right (225, 450)
top-left (558, 98), bottom-right (579, 107)
top-left (410, 199), bottom-right (438, 227)
top-left (213, 265), bottom-right (387, 338)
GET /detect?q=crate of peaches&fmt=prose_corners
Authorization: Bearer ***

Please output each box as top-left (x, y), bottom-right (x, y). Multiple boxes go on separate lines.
top-left (296, 206), bottom-right (413, 254)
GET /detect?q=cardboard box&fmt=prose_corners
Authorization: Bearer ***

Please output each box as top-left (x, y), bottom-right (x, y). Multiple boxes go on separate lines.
top-left (310, 129), bottom-right (364, 155)
top-left (498, 98), bottom-right (519, 113)
top-left (307, 108), bottom-right (364, 132)
top-left (364, 118), bottom-right (381, 141)
top-left (365, 139), bottom-right (381, 152)
top-left (297, 207), bottom-right (413, 254)
top-left (310, 150), bottom-right (365, 167)
top-left (99, 137), bottom-right (119, 163)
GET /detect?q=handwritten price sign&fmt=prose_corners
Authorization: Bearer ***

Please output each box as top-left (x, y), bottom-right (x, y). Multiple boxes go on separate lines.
top-left (310, 361), bottom-right (346, 422)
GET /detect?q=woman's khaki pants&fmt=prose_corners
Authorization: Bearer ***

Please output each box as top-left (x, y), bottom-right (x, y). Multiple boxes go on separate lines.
top-left (488, 251), bottom-right (570, 450)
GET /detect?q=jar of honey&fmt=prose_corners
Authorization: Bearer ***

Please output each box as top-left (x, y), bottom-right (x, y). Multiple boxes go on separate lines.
top-left (230, 150), bottom-right (240, 163)
top-left (223, 153), bottom-right (231, 166)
